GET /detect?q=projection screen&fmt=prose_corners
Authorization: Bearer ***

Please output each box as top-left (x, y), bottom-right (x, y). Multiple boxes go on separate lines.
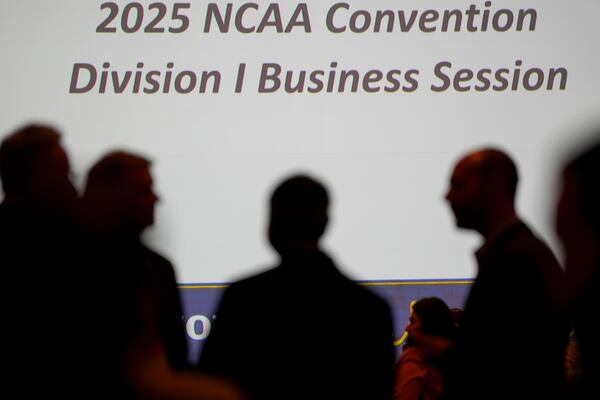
top-left (1, 0), bottom-right (599, 286)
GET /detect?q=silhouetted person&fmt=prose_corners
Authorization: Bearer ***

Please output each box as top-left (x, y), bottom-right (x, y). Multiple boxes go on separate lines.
top-left (80, 150), bottom-right (247, 400)
top-left (556, 137), bottom-right (600, 399)
top-left (444, 148), bottom-right (569, 400)
top-left (81, 151), bottom-right (188, 370)
top-left (0, 125), bottom-right (80, 397)
top-left (394, 297), bottom-right (456, 400)
top-left (199, 175), bottom-right (396, 400)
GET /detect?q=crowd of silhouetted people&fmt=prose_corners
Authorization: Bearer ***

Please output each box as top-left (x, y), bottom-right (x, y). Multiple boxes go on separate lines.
top-left (0, 123), bottom-right (598, 400)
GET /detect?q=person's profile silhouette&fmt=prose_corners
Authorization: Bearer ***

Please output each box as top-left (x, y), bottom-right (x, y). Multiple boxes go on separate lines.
top-left (444, 148), bottom-right (569, 400)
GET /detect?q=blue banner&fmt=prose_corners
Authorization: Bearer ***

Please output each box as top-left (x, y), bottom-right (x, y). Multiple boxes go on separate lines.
top-left (179, 279), bottom-right (472, 363)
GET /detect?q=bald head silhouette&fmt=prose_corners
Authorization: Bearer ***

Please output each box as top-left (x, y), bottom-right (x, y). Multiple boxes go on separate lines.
top-left (445, 148), bottom-right (518, 237)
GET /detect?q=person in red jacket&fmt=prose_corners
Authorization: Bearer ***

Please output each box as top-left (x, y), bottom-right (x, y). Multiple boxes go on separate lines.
top-left (394, 297), bottom-right (455, 400)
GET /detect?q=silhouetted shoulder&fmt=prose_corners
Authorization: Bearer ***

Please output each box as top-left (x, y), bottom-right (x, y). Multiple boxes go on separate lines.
top-left (143, 246), bottom-right (172, 264)
top-left (223, 253), bottom-right (390, 316)
top-left (227, 265), bottom-right (283, 289)
top-left (485, 222), bottom-right (561, 278)
top-left (347, 277), bottom-right (391, 306)
top-left (500, 223), bottom-right (557, 259)
top-left (141, 245), bottom-right (177, 277)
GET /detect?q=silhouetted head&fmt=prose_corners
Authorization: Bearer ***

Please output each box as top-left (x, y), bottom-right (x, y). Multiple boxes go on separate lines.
top-left (268, 175), bottom-right (329, 255)
top-left (407, 297), bottom-right (455, 342)
top-left (83, 151), bottom-right (158, 237)
top-left (445, 148), bottom-right (518, 235)
top-left (556, 138), bottom-right (600, 249)
top-left (0, 124), bottom-right (77, 213)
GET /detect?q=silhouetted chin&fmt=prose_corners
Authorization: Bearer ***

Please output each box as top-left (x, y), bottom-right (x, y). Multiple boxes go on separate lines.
top-left (452, 212), bottom-right (479, 232)
top-left (269, 239), bottom-right (321, 258)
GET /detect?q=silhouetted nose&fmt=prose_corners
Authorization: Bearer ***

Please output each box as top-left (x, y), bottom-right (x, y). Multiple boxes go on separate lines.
top-left (445, 188), bottom-right (452, 202)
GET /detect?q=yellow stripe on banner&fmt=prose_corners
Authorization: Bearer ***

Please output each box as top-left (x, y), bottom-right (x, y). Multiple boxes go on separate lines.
top-left (361, 281), bottom-right (473, 286)
top-left (179, 285), bottom-right (230, 289)
top-left (179, 280), bottom-right (473, 289)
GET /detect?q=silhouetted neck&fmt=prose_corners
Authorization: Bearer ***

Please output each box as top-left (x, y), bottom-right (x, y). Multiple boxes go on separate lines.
top-left (82, 217), bottom-right (141, 245)
top-left (273, 240), bottom-right (320, 256)
top-left (475, 217), bottom-right (522, 264)
top-left (278, 248), bottom-right (336, 271)
top-left (479, 206), bottom-right (518, 239)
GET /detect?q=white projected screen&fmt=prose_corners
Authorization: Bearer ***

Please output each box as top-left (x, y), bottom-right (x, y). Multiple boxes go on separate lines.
top-left (1, 1), bottom-right (599, 283)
